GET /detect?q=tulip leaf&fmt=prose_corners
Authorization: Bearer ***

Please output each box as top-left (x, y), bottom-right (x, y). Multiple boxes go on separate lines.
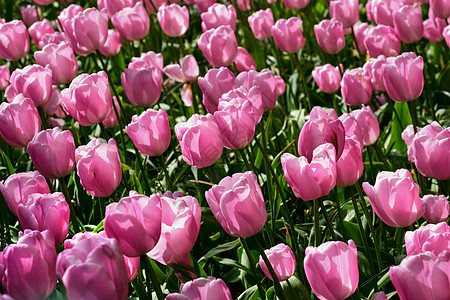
top-left (212, 256), bottom-right (251, 274)
top-left (387, 101), bottom-right (411, 154)
top-left (198, 239), bottom-right (240, 266)
top-left (237, 285), bottom-right (258, 300)
top-left (280, 276), bottom-right (311, 300)
top-left (0, 148), bottom-right (15, 175)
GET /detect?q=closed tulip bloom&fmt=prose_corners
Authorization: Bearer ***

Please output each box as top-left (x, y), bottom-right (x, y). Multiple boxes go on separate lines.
top-left (99, 29), bottom-right (122, 57)
top-left (382, 52), bottom-right (424, 102)
top-left (364, 25), bottom-right (401, 57)
top-left (198, 25), bottom-right (238, 67)
top-left (362, 169), bottom-right (423, 227)
top-left (104, 191), bottom-right (162, 257)
top-left (121, 67), bottom-right (163, 107)
top-left (341, 67), bottom-right (372, 106)
top-left (281, 0), bottom-right (310, 9)
top-left (39, 31), bottom-right (68, 49)
top-left (28, 19), bottom-right (55, 47)
top-left (363, 56), bottom-right (387, 92)
top-left (201, 3), bottom-right (237, 32)
top-left (0, 20), bottom-right (30, 61)
top-left (5, 64), bottom-right (52, 107)
top-left (402, 125), bottom-right (420, 163)
top-left (167, 277), bottom-right (233, 300)
top-left (234, 47), bottom-right (257, 73)
top-left (370, 0), bottom-right (403, 27)
top-left (390, 251), bottom-right (450, 300)
top-left (282, 143), bottom-right (337, 201)
top-left (236, 0), bottom-right (252, 11)
top-left (350, 105), bottom-right (380, 146)
top-left (194, 0), bottom-right (216, 14)
top-left (148, 191), bottom-right (201, 265)
top-left (248, 8), bottom-right (274, 40)
top-left (338, 113), bottom-right (364, 148)
top-left (75, 138), bottom-right (122, 197)
top-left (404, 222), bottom-right (450, 256)
top-left (175, 114), bottom-right (224, 168)
top-left (423, 11), bottom-right (446, 43)
top-left (336, 136), bottom-right (364, 187)
top-left (0, 96), bottom-right (40, 148)
top-left (62, 8), bottom-right (108, 56)
top-left (17, 192), bottom-right (70, 246)
top-left (198, 67), bottom-right (235, 113)
top-left (272, 17), bottom-right (305, 53)
top-left (329, 0), bottom-right (360, 27)
top-left (0, 230), bottom-right (57, 300)
top-left (144, 0), bottom-right (168, 14)
top-left (259, 244), bottom-right (296, 282)
top-left (34, 42), bottom-right (78, 85)
top-left (157, 4), bottom-right (189, 37)
top-left (314, 19), bottom-right (345, 54)
top-left (27, 128), bottom-right (76, 179)
top-left (430, 0), bottom-right (450, 20)
top-left (112, 2), bottom-right (149, 41)
top-left (56, 234), bottom-right (128, 300)
top-left (0, 65), bottom-right (10, 90)
top-left (62, 71), bottom-right (112, 126)
top-left (0, 171), bottom-right (50, 217)
top-left (97, 0), bottom-right (134, 17)
top-left (422, 195), bottom-right (450, 224)
top-left (205, 171), bottom-right (267, 237)
top-left (21, 5), bottom-right (41, 26)
top-left (353, 22), bottom-right (373, 55)
top-left (275, 75), bottom-right (286, 96)
top-left (393, 4), bottom-right (424, 43)
top-left (305, 240), bottom-right (359, 300)
top-left (126, 109), bottom-right (171, 156)
top-left (312, 64), bottom-right (341, 93)
top-left (234, 69), bottom-right (277, 112)
top-left (129, 50), bottom-right (164, 72)
top-left (57, 4), bottom-right (84, 29)
top-left (164, 54), bottom-right (199, 83)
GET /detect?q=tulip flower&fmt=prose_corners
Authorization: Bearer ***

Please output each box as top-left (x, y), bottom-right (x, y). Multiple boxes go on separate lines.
top-left (102, 97), bottom-right (120, 128)
top-left (402, 125), bottom-right (420, 163)
top-left (336, 136), bottom-right (364, 187)
top-left (197, 25), bottom-right (238, 67)
top-left (353, 22), bottom-right (373, 55)
top-left (236, 0), bottom-right (252, 11)
top-left (372, 292), bottom-right (388, 300)
top-left (234, 47), bottom-right (257, 73)
top-left (234, 69), bottom-right (277, 112)
top-left (205, 171), bottom-right (267, 237)
top-left (39, 31), bottom-right (68, 49)
top-left (259, 244), bottom-right (296, 282)
top-left (430, 0), bottom-right (450, 20)
top-left (21, 5), bottom-right (41, 26)
top-left (282, 143), bottom-right (337, 201)
top-left (144, 0), bottom-right (168, 14)
top-left (157, 4), bottom-right (189, 37)
top-left (404, 222), bottom-right (450, 256)
top-left (444, 25), bottom-right (450, 48)
top-left (42, 86), bottom-right (66, 118)
top-left (57, 4), bottom-right (84, 29)
top-left (198, 67), bottom-right (235, 113)
top-left (423, 10), bottom-right (446, 43)
top-left (61, 71), bottom-right (112, 126)
top-left (201, 3), bottom-right (237, 32)
top-left (422, 195), bottom-right (449, 224)
top-left (121, 66), bottom-right (163, 107)
top-left (271, 17), bottom-right (305, 53)
top-left (129, 50), bottom-right (164, 72)
top-left (28, 19), bottom-right (55, 47)
top-left (248, 8), bottom-right (274, 40)
top-left (0, 65), bottom-right (10, 90)
top-left (350, 105), bottom-right (380, 146)
top-left (281, 0), bottom-right (310, 10)
top-left (393, 4), bottom-right (424, 43)
top-left (0, 230), bottom-right (57, 300)
top-left (275, 75), bottom-right (286, 96)
top-left (175, 114), bottom-right (224, 168)
top-left (147, 191), bottom-right (201, 266)
top-left (112, 2), bottom-right (149, 41)
top-left (163, 55), bottom-right (199, 83)
top-left (314, 19), bottom-right (346, 54)
top-left (99, 29), bottom-right (122, 57)
top-left (312, 64), bottom-right (341, 93)
top-left (329, 0), bottom-right (360, 27)
top-left (338, 113), bottom-right (364, 149)
top-left (364, 25), bottom-right (401, 57)
top-left (126, 109), bottom-right (171, 156)
top-left (97, 0), bottom-right (134, 17)
top-left (341, 67), bottom-right (372, 106)
top-left (34, 0), bottom-right (54, 5)
top-left (363, 56), bottom-right (387, 92)
top-left (0, 20), bottom-right (30, 61)
top-left (75, 138), bottom-right (122, 197)
top-left (0, 171), bottom-right (50, 217)
top-left (167, 277), bottom-right (233, 300)
top-left (17, 192), bottom-right (70, 246)
top-left (304, 240), bottom-right (359, 300)
top-left (370, 0), bottom-right (403, 27)
top-left (362, 169), bottom-right (423, 227)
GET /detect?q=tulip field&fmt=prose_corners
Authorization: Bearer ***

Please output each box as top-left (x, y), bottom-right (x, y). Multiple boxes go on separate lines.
top-left (1, 0), bottom-right (450, 299)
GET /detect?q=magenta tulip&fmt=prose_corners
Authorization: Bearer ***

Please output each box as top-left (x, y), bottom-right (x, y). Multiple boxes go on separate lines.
top-left (350, 105), bottom-right (380, 146)
top-left (194, 0), bottom-right (216, 14)
top-left (99, 29), bottom-right (122, 57)
top-left (444, 25), bottom-right (450, 48)
top-left (42, 86), bottom-right (66, 118)
top-left (234, 47), bottom-right (257, 73)
top-left (102, 97), bottom-right (120, 128)
top-left (314, 19), bottom-right (346, 54)
top-left (21, 5), bottom-right (41, 26)
top-left (312, 64), bottom-right (341, 93)
top-left (157, 4), bottom-right (189, 37)
top-left (259, 244), bottom-right (296, 282)
top-left (338, 113), bottom-right (364, 149)
top-left (336, 136), bottom-right (364, 187)
top-left (402, 124), bottom-right (420, 163)
top-left (163, 54), bottom-right (199, 83)
top-left (363, 55), bottom-right (387, 92)
top-left (201, 3), bottom-right (237, 32)
top-left (329, 0), bottom-right (360, 27)
top-left (197, 25), bottom-right (238, 67)
top-left (129, 50), bottom-right (164, 72)
top-left (281, 0), bottom-right (310, 10)
top-left (275, 75), bottom-right (286, 96)
top-left (393, 4), bottom-right (424, 43)
top-left (423, 10), bottom-right (446, 43)
top-left (430, 0), bottom-right (450, 20)
top-left (97, 0), bottom-right (134, 17)
top-left (236, 0), bottom-right (252, 11)
top-left (272, 17), bottom-right (305, 53)
top-left (57, 4), bottom-right (83, 30)
top-left (248, 8), bottom-right (274, 40)
top-left (370, 0), bottom-right (403, 26)
top-left (0, 20), bottom-right (30, 61)
top-left (198, 67), bottom-right (235, 113)
top-left (28, 19), bottom-right (54, 47)
top-left (364, 25), bottom-right (401, 57)
top-left (422, 195), bottom-right (449, 224)
top-left (404, 222), bottom-right (450, 256)
top-left (39, 31), bottom-right (68, 49)
top-left (0, 65), bottom-right (10, 90)
top-left (340, 67), bottom-right (372, 106)
top-left (167, 277), bottom-right (233, 300)
top-left (121, 67), bottom-right (163, 107)
top-left (112, 2), bottom-right (149, 41)
top-left (234, 69), bottom-right (277, 112)
top-left (144, 0), bottom-right (168, 14)
top-left (353, 22), bottom-right (373, 55)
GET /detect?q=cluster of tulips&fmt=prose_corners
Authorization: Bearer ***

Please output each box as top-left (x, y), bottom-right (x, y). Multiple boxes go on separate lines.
top-left (0, 0), bottom-right (449, 299)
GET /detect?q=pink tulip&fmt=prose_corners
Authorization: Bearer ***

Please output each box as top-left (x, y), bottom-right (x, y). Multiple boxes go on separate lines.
top-left (219, 87), bottom-right (263, 124)
top-left (402, 124), bottom-right (420, 163)
top-left (126, 109), bottom-right (171, 156)
top-left (281, 0), bottom-right (310, 10)
top-left (144, 0), bottom-right (168, 14)
top-left (234, 47), bottom-right (257, 73)
top-left (0, 65), bottom-right (10, 90)
top-left (97, 0), bottom-right (134, 17)
top-left (198, 25), bottom-right (237, 67)
top-left (423, 10), bottom-right (446, 43)
top-left (234, 69), bottom-right (277, 112)
top-left (163, 54), bottom-right (199, 82)
top-left (157, 4), bottom-right (189, 37)
top-left (42, 86), bottom-right (66, 118)
top-left (17, 192), bottom-right (70, 246)
top-left (121, 66), bottom-right (163, 107)
top-left (28, 19), bottom-right (54, 47)
top-left (275, 75), bottom-right (286, 96)
top-left (75, 138), bottom-right (122, 197)
top-left (0, 96), bottom-right (41, 148)
top-left (0, 20), bottom-right (30, 61)
top-left (99, 29), bottom-right (122, 57)
top-left (39, 32), bottom-right (68, 49)
top-left (336, 136), bottom-right (364, 187)
top-left (33, 0), bottom-right (54, 5)
top-left (405, 222), bottom-right (450, 256)
top-left (363, 56), bottom-right (387, 92)
top-left (350, 105), bottom-right (380, 146)
top-left (312, 64), bottom-right (341, 93)
top-left (444, 25), bottom-right (450, 47)
top-left (422, 195), bottom-right (450, 224)
top-left (382, 52), bottom-right (424, 102)
top-left (338, 113), bottom-right (364, 149)
top-left (236, 0), bottom-right (252, 11)
top-left (314, 19), bottom-right (346, 54)
top-left (248, 8), bottom-right (274, 40)
top-left (112, 2), bottom-right (149, 41)
top-left (393, 4), bottom-right (423, 43)
top-left (304, 240), bottom-right (359, 300)
top-left (205, 171), bottom-right (267, 237)
top-left (129, 50), bottom-right (164, 72)
top-left (370, 0), bottom-right (404, 27)
top-left (430, 0), bottom-right (450, 20)
top-left (372, 292), bottom-right (388, 300)
top-left (175, 114), bottom-right (224, 168)
top-left (201, 3), bottom-right (237, 32)
top-left (194, 0), bottom-right (216, 14)
top-left (34, 41), bottom-right (78, 85)
top-left (62, 7), bottom-right (108, 56)
top-left (0, 230), bottom-right (57, 300)
top-left (102, 97), bottom-right (120, 128)
top-left (390, 251), bottom-right (450, 300)
top-left (364, 25), bottom-right (401, 57)
top-left (259, 244), bottom-right (296, 282)
top-left (61, 71), bottom-right (112, 126)
top-left (282, 143), bottom-right (337, 201)
top-left (181, 83), bottom-right (193, 106)
top-left (198, 67), bottom-right (235, 113)
top-left (0, 171), bottom-right (50, 217)
top-left (57, 4), bottom-right (83, 29)
top-left (21, 5), bottom-right (41, 26)
top-left (329, 0), bottom-right (360, 27)
top-left (362, 169), bottom-right (423, 227)
top-left (353, 22), bottom-right (373, 55)
top-left (147, 191), bottom-right (201, 265)
top-left (341, 67), bottom-right (372, 106)
top-left (366, 1), bottom-right (375, 22)
top-left (272, 17), bottom-right (305, 53)
top-left (167, 277), bottom-right (233, 300)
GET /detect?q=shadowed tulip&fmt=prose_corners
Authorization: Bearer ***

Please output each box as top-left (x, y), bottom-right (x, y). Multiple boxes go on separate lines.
top-left (234, 47), bottom-right (257, 73)
top-left (336, 136), bottom-right (364, 187)
top-left (329, 0), bottom-right (360, 27)
top-left (281, 0), bottom-right (310, 10)
top-left (0, 65), bottom-right (10, 90)
top-left (422, 195), bottom-right (449, 224)
top-left (121, 66), bottom-right (163, 107)
top-left (234, 69), bottom-right (277, 112)
top-left (341, 67), bottom-right (372, 106)
top-left (248, 8), bottom-right (274, 40)
top-left (393, 4), bottom-right (424, 43)
top-left (167, 277), bottom-right (233, 300)
top-left (312, 64), bottom-right (341, 93)
top-left (350, 105), bottom-right (380, 146)
top-left (259, 244), bottom-right (296, 282)
top-left (198, 67), bottom-right (235, 113)
top-left (21, 5), bottom-right (41, 26)
top-left (99, 29), bottom-right (122, 57)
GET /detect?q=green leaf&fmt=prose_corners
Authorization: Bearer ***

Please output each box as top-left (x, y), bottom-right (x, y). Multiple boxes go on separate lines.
top-left (280, 276), bottom-right (311, 300)
top-left (198, 239), bottom-right (240, 266)
top-left (388, 101), bottom-right (412, 153)
top-left (237, 285), bottom-right (258, 300)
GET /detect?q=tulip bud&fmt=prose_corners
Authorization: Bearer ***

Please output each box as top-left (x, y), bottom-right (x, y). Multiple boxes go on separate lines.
top-left (167, 277), bottom-right (233, 300)
top-left (28, 19), bottom-right (55, 47)
top-left (259, 244), bottom-right (296, 282)
top-left (272, 17), bottom-right (305, 53)
top-left (0, 65), bottom-right (10, 90)
top-left (312, 64), bottom-right (341, 93)
top-left (198, 25), bottom-right (237, 67)
top-left (234, 46), bottom-right (257, 73)
top-left (350, 105), bottom-right (380, 146)
top-left (163, 54), bottom-right (199, 83)
top-left (393, 4), bottom-right (424, 43)
top-left (157, 4), bottom-right (189, 37)
top-left (364, 25), bottom-right (401, 57)
top-left (234, 69), bottom-right (277, 112)
top-left (404, 222), bottom-right (450, 256)
top-left (248, 8), bottom-right (274, 40)
top-left (112, 2), bottom-right (150, 41)
top-left (329, 0), bottom-right (360, 27)
top-left (21, 5), bottom-right (41, 26)
top-left (314, 19), bottom-right (346, 54)
top-left (281, 0), bottom-right (310, 10)
top-left (198, 67), bottom-right (235, 113)
top-left (0, 20), bottom-right (30, 61)
top-left (99, 29), bottom-right (122, 57)
top-left (336, 136), bottom-right (364, 187)
top-left (340, 67), bottom-right (372, 106)
top-left (205, 171), bottom-right (267, 237)
top-left (201, 3), bottom-right (237, 32)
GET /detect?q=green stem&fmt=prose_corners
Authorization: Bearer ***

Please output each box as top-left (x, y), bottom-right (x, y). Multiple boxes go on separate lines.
top-left (238, 148), bottom-right (253, 172)
top-left (37, 106), bottom-right (50, 130)
top-left (314, 199), bottom-right (320, 246)
top-left (291, 53), bottom-right (312, 111)
top-left (240, 238), bottom-right (266, 300)
top-left (134, 147), bottom-right (151, 194)
top-left (60, 176), bottom-right (81, 233)
top-left (159, 154), bottom-right (174, 191)
top-left (140, 255), bottom-right (164, 300)
top-left (407, 101), bottom-right (419, 134)
top-left (318, 198), bottom-right (337, 241)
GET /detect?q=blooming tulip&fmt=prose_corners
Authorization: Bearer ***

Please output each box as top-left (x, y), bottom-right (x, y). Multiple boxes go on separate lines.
top-left (75, 138), bottom-right (122, 197)
top-left (338, 113), bottom-right (364, 148)
top-left (329, 0), bottom-right (359, 27)
top-left (201, 3), bottom-right (236, 32)
top-left (393, 4), bottom-right (424, 43)
top-left (234, 47), bottom-right (257, 73)
top-left (404, 222), bottom-right (450, 256)
top-left (362, 169), bottom-right (423, 227)
top-left (353, 22), bottom-right (373, 55)
top-left (370, 0), bottom-right (403, 27)
top-left (350, 105), bottom-right (380, 146)
top-left (205, 171), bottom-right (267, 237)
top-left (167, 277), bottom-right (233, 300)
top-left (144, 0), bottom-right (168, 14)
top-left (234, 69), bottom-right (277, 112)
top-left (236, 0), bottom-right (252, 11)
top-left (112, 2), bottom-right (149, 41)
top-left (312, 64), bottom-right (341, 93)
top-left (336, 136), bottom-right (364, 187)
top-left (164, 54), bottom-right (199, 83)
top-left (175, 114), bottom-right (224, 168)
top-left (39, 32), bottom-right (67, 49)
top-left (259, 244), bottom-right (296, 282)
top-left (272, 17), bottom-right (305, 53)
top-left (314, 19), bottom-right (345, 54)
top-left (423, 11), bottom-right (446, 43)
top-left (304, 240), bottom-right (359, 300)
top-left (364, 25), bottom-right (401, 57)
top-left (121, 67), bottom-right (163, 107)
top-left (248, 8), bottom-right (274, 40)
top-left (129, 50), bottom-right (164, 72)
top-left (430, 0), bottom-right (450, 20)
top-left (97, 0), bottom-right (134, 17)
top-left (198, 67), bottom-right (235, 113)
top-left (157, 4), bottom-right (189, 37)
top-left (363, 56), bottom-right (387, 92)
top-left (341, 67), bottom-right (372, 106)
top-left (198, 25), bottom-right (237, 67)
top-left (422, 195), bottom-right (449, 224)
top-left (0, 65), bottom-right (10, 90)
top-left (99, 29), bottom-right (122, 57)
top-left (57, 4), bottom-right (83, 29)
top-left (21, 5), bottom-right (41, 26)
top-left (126, 109), bottom-right (171, 156)
top-left (281, 0), bottom-right (310, 10)
top-left (28, 19), bottom-right (54, 47)
top-left (0, 20), bottom-right (30, 61)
